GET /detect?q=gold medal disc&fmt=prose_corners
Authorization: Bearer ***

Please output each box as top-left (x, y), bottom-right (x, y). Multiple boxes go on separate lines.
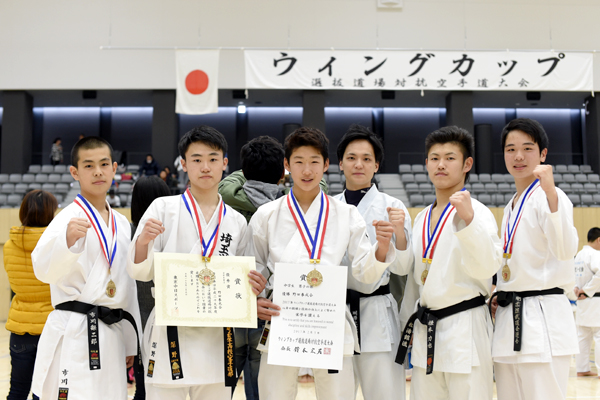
top-left (421, 269), bottom-right (428, 284)
top-left (199, 268), bottom-right (216, 286)
top-left (502, 264), bottom-right (511, 282)
top-left (106, 279), bottom-right (117, 298)
top-left (306, 268), bottom-right (323, 287)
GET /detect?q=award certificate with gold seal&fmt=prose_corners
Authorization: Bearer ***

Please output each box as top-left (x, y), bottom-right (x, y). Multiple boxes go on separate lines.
top-left (267, 263), bottom-right (348, 371)
top-left (154, 252), bottom-right (258, 328)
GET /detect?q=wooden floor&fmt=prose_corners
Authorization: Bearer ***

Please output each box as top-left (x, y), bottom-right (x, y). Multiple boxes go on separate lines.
top-left (1, 322), bottom-right (599, 400)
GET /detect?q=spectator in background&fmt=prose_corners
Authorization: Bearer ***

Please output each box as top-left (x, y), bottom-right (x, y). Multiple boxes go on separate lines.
top-left (174, 155), bottom-right (187, 188)
top-left (4, 190), bottom-right (58, 400)
top-left (140, 154), bottom-right (160, 176)
top-left (129, 176), bottom-right (172, 400)
top-left (159, 167), bottom-right (179, 194)
top-left (50, 138), bottom-right (63, 166)
top-left (107, 187), bottom-right (121, 208)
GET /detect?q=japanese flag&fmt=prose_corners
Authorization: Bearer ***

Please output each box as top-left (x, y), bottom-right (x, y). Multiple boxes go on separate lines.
top-left (176, 50), bottom-right (220, 115)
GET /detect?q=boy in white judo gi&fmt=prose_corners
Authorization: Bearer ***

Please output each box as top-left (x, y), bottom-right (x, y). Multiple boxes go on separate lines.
top-left (394, 126), bottom-right (502, 400)
top-left (491, 118), bottom-right (579, 400)
top-left (128, 126), bottom-right (267, 400)
top-left (248, 126), bottom-right (397, 400)
top-left (574, 227), bottom-right (600, 377)
top-left (31, 137), bottom-right (141, 400)
top-left (334, 124), bottom-right (413, 400)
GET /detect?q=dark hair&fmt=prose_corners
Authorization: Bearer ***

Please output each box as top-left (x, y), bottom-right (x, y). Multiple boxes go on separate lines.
top-left (284, 127), bottom-right (329, 162)
top-left (425, 126), bottom-right (474, 183)
top-left (501, 118), bottom-right (549, 154)
top-left (336, 124), bottom-right (384, 164)
top-left (178, 126), bottom-right (228, 160)
top-left (19, 190), bottom-right (58, 228)
top-left (71, 136), bottom-right (114, 167)
top-left (241, 136), bottom-right (285, 184)
top-left (588, 227), bottom-right (600, 243)
top-left (130, 176), bottom-right (172, 227)
top-left (146, 154), bottom-right (153, 159)
top-left (53, 138), bottom-right (62, 144)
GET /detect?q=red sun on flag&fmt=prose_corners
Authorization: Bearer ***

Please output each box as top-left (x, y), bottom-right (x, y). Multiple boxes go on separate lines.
top-left (185, 70), bottom-right (209, 95)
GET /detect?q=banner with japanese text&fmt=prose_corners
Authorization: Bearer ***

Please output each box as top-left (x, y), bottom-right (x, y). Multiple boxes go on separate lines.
top-left (245, 50), bottom-right (593, 91)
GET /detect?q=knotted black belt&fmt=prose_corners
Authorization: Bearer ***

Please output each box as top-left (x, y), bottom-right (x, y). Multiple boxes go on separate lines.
top-left (346, 284), bottom-right (391, 351)
top-left (163, 326), bottom-right (237, 386)
top-left (489, 287), bottom-right (563, 352)
top-left (395, 295), bottom-right (486, 375)
top-left (55, 301), bottom-right (141, 372)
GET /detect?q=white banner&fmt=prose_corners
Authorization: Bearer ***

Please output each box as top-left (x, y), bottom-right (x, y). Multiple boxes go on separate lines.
top-left (245, 50), bottom-right (593, 92)
top-left (176, 50), bottom-right (220, 115)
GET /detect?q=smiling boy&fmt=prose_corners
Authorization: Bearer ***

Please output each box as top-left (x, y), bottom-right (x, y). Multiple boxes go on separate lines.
top-left (31, 137), bottom-right (141, 400)
top-left (334, 125), bottom-right (413, 400)
top-left (247, 127), bottom-right (397, 400)
top-left (394, 126), bottom-right (502, 400)
top-left (492, 118), bottom-right (578, 400)
top-left (128, 126), bottom-right (266, 400)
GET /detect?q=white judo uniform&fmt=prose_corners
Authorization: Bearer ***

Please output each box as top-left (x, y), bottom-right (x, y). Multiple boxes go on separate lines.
top-left (398, 199), bottom-right (502, 400)
top-left (127, 194), bottom-right (248, 400)
top-left (493, 184), bottom-right (579, 400)
top-left (334, 185), bottom-right (413, 400)
top-left (31, 200), bottom-right (140, 400)
top-left (247, 190), bottom-right (396, 400)
top-left (574, 245), bottom-right (600, 373)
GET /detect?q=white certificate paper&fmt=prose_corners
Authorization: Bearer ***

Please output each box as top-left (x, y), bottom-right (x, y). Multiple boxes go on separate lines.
top-left (268, 263), bottom-right (348, 370)
top-left (154, 253), bottom-right (257, 328)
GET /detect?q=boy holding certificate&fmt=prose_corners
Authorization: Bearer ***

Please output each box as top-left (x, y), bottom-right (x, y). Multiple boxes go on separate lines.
top-left (128, 126), bottom-right (267, 400)
top-left (31, 137), bottom-right (141, 400)
top-left (492, 118), bottom-right (578, 400)
top-left (394, 126), bottom-right (502, 400)
top-left (334, 125), bottom-right (413, 400)
top-left (248, 127), bottom-right (397, 400)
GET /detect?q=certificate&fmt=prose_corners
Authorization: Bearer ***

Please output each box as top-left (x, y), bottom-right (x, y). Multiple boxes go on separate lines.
top-left (154, 253), bottom-right (257, 328)
top-left (267, 263), bottom-right (348, 370)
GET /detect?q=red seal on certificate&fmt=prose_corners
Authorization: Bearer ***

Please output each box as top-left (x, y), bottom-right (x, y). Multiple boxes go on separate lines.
top-left (199, 268), bottom-right (215, 286)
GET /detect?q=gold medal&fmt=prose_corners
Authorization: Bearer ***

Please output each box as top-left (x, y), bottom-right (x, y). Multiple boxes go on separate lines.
top-left (106, 279), bottom-right (117, 298)
top-left (199, 267), bottom-right (215, 286)
top-left (421, 269), bottom-right (429, 284)
top-left (502, 264), bottom-right (511, 282)
top-left (307, 268), bottom-right (323, 287)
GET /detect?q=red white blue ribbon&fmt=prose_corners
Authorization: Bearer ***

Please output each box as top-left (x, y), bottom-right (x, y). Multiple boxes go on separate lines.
top-left (287, 190), bottom-right (329, 262)
top-left (503, 179), bottom-right (540, 257)
top-left (74, 194), bottom-right (117, 269)
top-left (181, 188), bottom-right (226, 259)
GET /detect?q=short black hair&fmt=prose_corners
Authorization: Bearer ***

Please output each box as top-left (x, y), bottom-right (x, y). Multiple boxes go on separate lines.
top-left (130, 176), bottom-right (172, 228)
top-left (241, 136), bottom-right (285, 184)
top-left (425, 126), bottom-right (474, 183)
top-left (71, 136), bottom-right (114, 167)
top-left (178, 125), bottom-right (228, 160)
top-left (336, 124), bottom-right (384, 165)
top-left (501, 118), bottom-right (549, 154)
top-left (284, 127), bottom-right (329, 162)
top-left (588, 227), bottom-right (600, 243)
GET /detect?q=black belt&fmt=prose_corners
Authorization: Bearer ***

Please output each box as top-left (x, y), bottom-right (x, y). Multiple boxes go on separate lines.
top-left (346, 284), bottom-right (391, 351)
top-left (395, 295), bottom-right (486, 375)
top-left (55, 301), bottom-right (141, 372)
top-left (164, 326), bottom-right (237, 386)
top-left (490, 287), bottom-right (564, 352)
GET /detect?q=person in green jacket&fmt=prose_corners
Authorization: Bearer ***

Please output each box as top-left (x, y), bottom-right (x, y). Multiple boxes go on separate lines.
top-left (218, 135), bottom-right (327, 399)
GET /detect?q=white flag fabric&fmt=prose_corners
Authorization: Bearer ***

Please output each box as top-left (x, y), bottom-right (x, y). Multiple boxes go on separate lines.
top-left (176, 50), bottom-right (220, 115)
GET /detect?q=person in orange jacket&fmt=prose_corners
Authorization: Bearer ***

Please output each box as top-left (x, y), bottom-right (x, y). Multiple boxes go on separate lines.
top-left (4, 190), bottom-right (57, 400)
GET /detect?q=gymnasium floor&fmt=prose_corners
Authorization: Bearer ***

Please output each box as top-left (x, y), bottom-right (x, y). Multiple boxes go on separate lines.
top-left (0, 322), bottom-right (599, 400)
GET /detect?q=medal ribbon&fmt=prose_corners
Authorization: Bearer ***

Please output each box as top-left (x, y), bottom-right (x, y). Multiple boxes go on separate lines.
top-left (181, 188), bottom-right (226, 259)
top-left (74, 194), bottom-right (117, 269)
top-left (421, 190), bottom-right (465, 262)
top-left (287, 190), bottom-right (330, 261)
top-left (503, 179), bottom-right (540, 256)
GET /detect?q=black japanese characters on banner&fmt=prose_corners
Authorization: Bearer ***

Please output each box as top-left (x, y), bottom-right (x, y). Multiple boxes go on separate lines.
top-left (245, 50), bottom-right (593, 91)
